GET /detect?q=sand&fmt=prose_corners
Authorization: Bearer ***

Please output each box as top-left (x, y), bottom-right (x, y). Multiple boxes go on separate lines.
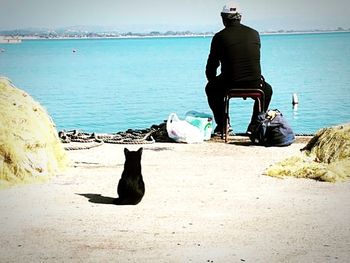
top-left (1, 137), bottom-right (350, 262)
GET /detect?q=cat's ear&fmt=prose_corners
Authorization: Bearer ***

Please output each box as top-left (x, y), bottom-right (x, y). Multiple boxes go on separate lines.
top-left (137, 147), bottom-right (143, 155)
top-left (124, 148), bottom-right (129, 155)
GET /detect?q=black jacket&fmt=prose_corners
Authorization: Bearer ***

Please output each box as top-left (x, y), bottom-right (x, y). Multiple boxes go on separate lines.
top-left (206, 22), bottom-right (261, 83)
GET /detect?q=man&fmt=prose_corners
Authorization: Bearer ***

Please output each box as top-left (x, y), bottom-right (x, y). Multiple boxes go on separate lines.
top-left (205, 1), bottom-right (273, 134)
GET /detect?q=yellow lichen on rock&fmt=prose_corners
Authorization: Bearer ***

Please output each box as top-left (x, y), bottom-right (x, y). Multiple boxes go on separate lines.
top-left (267, 123), bottom-right (350, 182)
top-left (0, 77), bottom-right (68, 188)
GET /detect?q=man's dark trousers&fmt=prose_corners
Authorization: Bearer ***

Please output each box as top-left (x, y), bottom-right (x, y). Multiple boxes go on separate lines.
top-left (205, 75), bottom-right (273, 130)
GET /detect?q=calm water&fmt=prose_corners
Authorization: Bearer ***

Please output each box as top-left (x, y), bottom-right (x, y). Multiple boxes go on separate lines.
top-left (1, 32), bottom-right (350, 134)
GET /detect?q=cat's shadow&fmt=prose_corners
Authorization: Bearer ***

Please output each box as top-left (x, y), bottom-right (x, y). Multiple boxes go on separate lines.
top-left (77, 193), bottom-right (116, 205)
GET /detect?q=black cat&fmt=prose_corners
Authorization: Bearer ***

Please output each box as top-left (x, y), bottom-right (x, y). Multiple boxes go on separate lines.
top-left (114, 147), bottom-right (145, 205)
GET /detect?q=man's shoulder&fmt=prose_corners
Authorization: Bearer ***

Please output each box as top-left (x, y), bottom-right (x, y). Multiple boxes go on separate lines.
top-left (240, 24), bottom-right (259, 34)
top-left (214, 27), bottom-right (231, 39)
top-left (214, 29), bottom-right (225, 37)
top-left (216, 24), bottom-right (259, 35)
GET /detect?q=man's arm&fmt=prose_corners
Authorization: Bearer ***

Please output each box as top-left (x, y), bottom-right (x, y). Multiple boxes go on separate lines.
top-left (205, 35), bottom-right (220, 82)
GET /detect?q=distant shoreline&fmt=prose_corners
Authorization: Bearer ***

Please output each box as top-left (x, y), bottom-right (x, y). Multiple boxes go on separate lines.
top-left (260, 30), bottom-right (350, 36)
top-left (20, 34), bottom-right (213, 41)
top-left (1, 30), bottom-right (349, 42)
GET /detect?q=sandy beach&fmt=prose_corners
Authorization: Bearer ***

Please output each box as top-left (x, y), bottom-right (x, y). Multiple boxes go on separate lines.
top-left (1, 136), bottom-right (349, 262)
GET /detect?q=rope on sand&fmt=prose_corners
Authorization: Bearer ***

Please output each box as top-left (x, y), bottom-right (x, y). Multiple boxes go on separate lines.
top-left (59, 122), bottom-right (172, 150)
top-left (63, 141), bottom-right (104, 151)
top-left (58, 122), bottom-right (314, 151)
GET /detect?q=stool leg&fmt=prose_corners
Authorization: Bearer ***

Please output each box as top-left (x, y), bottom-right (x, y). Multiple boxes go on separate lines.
top-left (257, 98), bottom-right (262, 112)
top-left (261, 95), bottom-right (265, 112)
top-left (259, 92), bottom-right (265, 112)
top-left (224, 97), bottom-right (229, 143)
top-left (222, 96), bottom-right (227, 140)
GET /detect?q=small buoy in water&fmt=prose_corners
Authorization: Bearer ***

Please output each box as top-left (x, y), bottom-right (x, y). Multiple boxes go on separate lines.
top-left (292, 93), bottom-right (299, 105)
top-left (72, 49), bottom-right (77, 53)
top-left (293, 104), bottom-right (298, 111)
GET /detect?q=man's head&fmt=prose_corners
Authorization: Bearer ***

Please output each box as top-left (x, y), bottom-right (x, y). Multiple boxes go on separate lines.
top-left (221, 1), bottom-right (242, 25)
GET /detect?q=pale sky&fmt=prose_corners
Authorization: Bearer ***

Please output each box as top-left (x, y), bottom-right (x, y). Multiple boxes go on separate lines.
top-left (0, 0), bottom-right (349, 32)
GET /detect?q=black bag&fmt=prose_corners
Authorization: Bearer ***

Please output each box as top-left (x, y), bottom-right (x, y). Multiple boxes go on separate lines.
top-left (249, 109), bottom-right (295, 147)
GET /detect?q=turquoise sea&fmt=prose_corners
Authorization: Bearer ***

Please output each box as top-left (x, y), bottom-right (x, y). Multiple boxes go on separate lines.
top-left (1, 32), bottom-right (350, 134)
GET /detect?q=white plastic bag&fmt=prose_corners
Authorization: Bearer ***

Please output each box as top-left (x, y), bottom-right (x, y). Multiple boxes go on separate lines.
top-left (166, 113), bottom-right (204, 143)
top-left (185, 111), bottom-right (213, 140)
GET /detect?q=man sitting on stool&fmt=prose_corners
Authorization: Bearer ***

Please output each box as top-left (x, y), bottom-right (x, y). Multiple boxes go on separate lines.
top-left (205, 1), bottom-right (273, 135)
